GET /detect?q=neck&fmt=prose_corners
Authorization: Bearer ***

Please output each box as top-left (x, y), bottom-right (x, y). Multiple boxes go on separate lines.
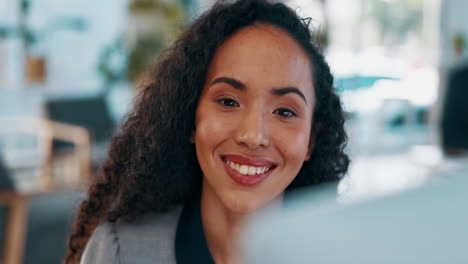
top-left (200, 180), bottom-right (284, 264)
top-left (200, 183), bottom-right (246, 264)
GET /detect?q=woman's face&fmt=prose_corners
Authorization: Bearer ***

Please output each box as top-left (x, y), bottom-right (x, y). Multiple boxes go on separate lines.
top-left (194, 24), bottom-right (315, 214)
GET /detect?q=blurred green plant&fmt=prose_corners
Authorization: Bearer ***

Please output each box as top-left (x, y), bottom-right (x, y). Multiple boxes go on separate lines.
top-left (19, 0), bottom-right (86, 49)
top-left (0, 0), bottom-right (86, 83)
top-left (364, 0), bottom-right (423, 46)
top-left (127, 0), bottom-right (186, 84)
top-left (454, 33), bottom-right (465, 58)
top-left (98, 36), bottom-right (128, 93)
top-left (0, 1), bottom-right (85, 46)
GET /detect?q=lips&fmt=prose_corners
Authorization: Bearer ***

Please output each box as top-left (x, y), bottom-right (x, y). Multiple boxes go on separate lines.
top-left (222, 154), bottom-right (277, 186)
top-left (226, 160), bottom-right (271, 175)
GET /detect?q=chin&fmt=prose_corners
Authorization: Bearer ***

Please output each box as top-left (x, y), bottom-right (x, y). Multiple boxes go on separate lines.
top-left (222, 195), bottom-right (266, 215)
top-left (202, 178), bottom-right (281, 215)
top-left (226, 203), bottom-right (259, 215)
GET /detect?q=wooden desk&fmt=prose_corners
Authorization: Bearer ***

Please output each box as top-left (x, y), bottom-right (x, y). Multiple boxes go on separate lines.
top-left (0, 118), bottom-right (92, 264)
top-left (1, 192), bottom-right (33, 264)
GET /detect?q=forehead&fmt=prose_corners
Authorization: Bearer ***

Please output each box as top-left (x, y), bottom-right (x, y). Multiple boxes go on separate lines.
top-left (204, 24), bottom-right (314, 101)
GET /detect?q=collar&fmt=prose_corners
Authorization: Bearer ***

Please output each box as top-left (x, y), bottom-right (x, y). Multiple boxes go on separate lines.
top-left (175, 197), bottom-right (215, 264)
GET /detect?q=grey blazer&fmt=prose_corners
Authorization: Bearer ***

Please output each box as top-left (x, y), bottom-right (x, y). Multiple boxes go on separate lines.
top-left (81, 206), bottom-right (183, 264)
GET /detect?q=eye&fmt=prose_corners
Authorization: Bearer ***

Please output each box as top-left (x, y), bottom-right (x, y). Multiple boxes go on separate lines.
top-left (274, 108), bottom-right (297, 118)
top-left (217, 98), bottom-right (239, 107)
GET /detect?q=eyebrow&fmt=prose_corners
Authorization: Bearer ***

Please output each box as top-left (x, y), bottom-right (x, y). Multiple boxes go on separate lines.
top-left (210, 77), bottom-right (246, 90)
top-left (209, 76), bottom-right (307, 105)
top-left (271, 87), bottom-right (307, 105)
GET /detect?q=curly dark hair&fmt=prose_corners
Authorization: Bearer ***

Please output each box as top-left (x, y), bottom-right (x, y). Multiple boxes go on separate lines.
top-left (64, 0), bottom-right (349, 262)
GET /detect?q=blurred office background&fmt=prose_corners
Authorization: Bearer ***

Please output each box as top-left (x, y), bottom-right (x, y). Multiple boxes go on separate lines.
top-left (0, 0), bottom-right (467, 263)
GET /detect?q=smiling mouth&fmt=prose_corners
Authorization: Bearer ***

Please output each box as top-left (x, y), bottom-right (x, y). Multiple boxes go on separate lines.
top-left (225, 160), bottom-right (271, 176)
top-left (221, 154), bottom-right (277, 177)
top-left (221, 155), bottom-right (277, 186)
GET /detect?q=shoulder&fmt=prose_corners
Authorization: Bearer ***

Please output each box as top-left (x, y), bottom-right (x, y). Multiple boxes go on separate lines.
top-left (81, 206), bottom-right (183, 264)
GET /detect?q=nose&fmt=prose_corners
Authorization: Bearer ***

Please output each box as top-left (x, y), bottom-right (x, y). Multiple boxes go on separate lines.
top-left (234, 108), bottom-right (270, 150)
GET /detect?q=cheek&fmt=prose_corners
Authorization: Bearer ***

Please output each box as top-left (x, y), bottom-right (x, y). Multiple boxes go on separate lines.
top-left (275, 125), bottom-right (311, 166)
top-left (194, 106), bottom-right (233, 154)
top-left (195, 120), bottom-right (222, 150)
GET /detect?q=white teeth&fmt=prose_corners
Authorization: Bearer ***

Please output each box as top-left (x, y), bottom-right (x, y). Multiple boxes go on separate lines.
top-left (226, 160), bottom-right (271, 176)
top-left (239, 165), bottom-right (248, 175)
top-left (256, 167), bottom-right (264, 174)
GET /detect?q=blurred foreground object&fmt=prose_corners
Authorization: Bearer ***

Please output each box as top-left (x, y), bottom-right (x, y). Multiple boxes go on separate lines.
top-left (0, 117), bottom-right (91, 264)
top-left (243, 174), bottom-right (468, 264)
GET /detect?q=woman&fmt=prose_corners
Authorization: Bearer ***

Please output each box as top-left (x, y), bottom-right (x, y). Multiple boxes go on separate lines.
top-left (65, 0), bottom-right (349, 263)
